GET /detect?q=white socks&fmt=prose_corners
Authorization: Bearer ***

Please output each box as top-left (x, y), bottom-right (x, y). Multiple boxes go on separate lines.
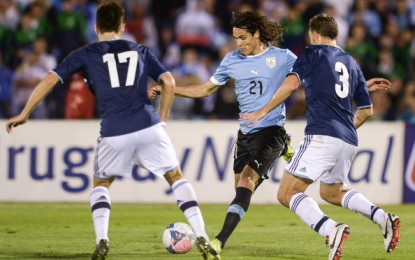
top-left (90, 186), bottom-right (111, 244)
top-left (289, 193), bottom-right (336, 237)
top-left (172, 179), bottom-right (208, 240)
top-left (89, 180), bottom-right (208, 244)
top-left (341, 190), bottom-right (386, 225)
top-left (288, 190), bottom-right (387, 238)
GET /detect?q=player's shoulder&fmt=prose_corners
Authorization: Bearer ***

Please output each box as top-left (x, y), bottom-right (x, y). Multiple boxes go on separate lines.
top-left (305, 45), bottom-right (348, 57)
top-left (322, 46), bottom-right (360, 67)
top-left (226, 50), bottom-right (242, 59)
top-left (297, 45), bottom-right (338, 61)
top-left (220, 50), bottom-right (244, 65)
top-left (268, 45), bottom-right (289, 54)
top-left (267, 46), bottom-right (297, 60)
top-left (300, 45), bottom-right (319, 55)
top-left (122, 40), bottom-right (148, 52)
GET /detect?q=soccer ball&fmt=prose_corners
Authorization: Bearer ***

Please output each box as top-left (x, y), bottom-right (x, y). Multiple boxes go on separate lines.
top-left (162, 222), bottom-right (196, 254)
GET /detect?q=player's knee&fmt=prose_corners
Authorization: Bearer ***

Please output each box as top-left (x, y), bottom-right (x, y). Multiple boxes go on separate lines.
top-left (238, 174), bottom-right (257, 191)
top-left (164, 167), bottom-right (184, 185)
top-left (320, 190), bottom-right (339, 205)
top-left (320, 189), bottom-right (330, 201)
top-left (93, 176), bottom-right (115, 189)
top-left (277, 190), bottom-right (289, 208)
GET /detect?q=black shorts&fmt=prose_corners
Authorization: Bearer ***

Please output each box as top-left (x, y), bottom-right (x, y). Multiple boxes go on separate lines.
top-left (233, 126), bottom-right (286, 179)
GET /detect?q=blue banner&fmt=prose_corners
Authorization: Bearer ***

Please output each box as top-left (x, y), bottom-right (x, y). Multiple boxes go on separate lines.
top-left (403, 124), bottom-right (415, 203)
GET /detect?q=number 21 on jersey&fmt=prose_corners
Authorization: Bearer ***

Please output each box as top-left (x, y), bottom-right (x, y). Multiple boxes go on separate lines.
top-left (103, 51), bottom-right (138, 88)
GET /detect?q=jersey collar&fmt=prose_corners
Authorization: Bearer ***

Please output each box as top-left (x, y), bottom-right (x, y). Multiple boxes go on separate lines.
top-left (242, 44), bottom-right (271, 58)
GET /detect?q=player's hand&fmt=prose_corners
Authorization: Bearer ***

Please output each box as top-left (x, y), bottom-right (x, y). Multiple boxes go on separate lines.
top-left (239, 109), bottom-right (267, 127)
top-left (366, 78), bottom-right (391, 92)
top-left (148, 85), bottom-right (161, 100)
top-left (6, 114), bottom-right (28, 133)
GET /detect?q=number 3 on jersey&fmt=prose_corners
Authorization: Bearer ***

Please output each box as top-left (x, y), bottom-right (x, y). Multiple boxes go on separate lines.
top-left (103, 51), bottom-right (138, 88)
top-left (335, 61), bottom-right (349, 98)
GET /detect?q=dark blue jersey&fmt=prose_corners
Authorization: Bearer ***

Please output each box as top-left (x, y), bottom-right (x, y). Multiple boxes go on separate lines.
top-left (289, 45), bottom-right (372, 146)
top-left (53, 40), bottom-right (167, 137)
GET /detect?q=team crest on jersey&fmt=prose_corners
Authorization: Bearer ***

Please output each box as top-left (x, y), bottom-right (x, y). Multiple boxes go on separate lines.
top-left (266, 57), bottom-right (276, 68)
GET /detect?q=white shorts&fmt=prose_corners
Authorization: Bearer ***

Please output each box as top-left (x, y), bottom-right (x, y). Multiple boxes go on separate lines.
top-left (94, 123), bottom-right (179, 179)
top-left (285, 135), bottom-right (357, 186)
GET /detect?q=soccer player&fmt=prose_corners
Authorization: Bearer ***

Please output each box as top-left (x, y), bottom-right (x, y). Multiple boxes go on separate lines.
top-left (5, 1), bottom-right (220, 260)
top-left (239, 14), bottom-right (400, 259)
top-left (153, 10), bottom-right (296, 253)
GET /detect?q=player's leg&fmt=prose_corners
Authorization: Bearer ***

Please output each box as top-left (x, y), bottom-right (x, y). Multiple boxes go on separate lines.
top-left (213, 166), bottom-right (258, 251)
top-left (278, 172), bottom-right (340, 237)
top-left (279, 172), bottom-right (349, 260)
top-left (321, 184), bottom-right (401, 253)
top-left (283, 135), bottom-right (345, 235)
top-left (137, 123), bottom-right (220, 259)
top-left (90, 177), bottom-right (115, 260)
top-left (91, 133), bottom-right (136, 260)
top-left (341, 190), bottom-right (401, 253)
top-left (90, 178), bottom-right (115, 243)
top-left (213, 126), bottom-right (286, 251)
top-left (233, 173), bottom-right (240, 190)
top-left (164, 167), bottom-right (209, 240)
top-left (164, 168), bottom-right (220, 259)
top-left (319, 139), bottom-right (401, 253)
top-left (210, 172), bottom-right (241, 253)
top-left (320, 183), bottom-right (396, 230)
top-left (282, 135), bottom-right (350, 260)
top-left (136, 123), bottom-right (210, 240)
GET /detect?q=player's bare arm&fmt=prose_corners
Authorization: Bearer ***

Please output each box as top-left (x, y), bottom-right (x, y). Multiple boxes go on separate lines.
top-left (353, 107), bottom-right (373, 129)
top-left (6, 73), bottom-right (59, 133)
top-left (239, 74), bottom-right (300, 126)
top-left (366, 78), bottom-right (391, 92)
top-left (151, 79), bottom-right (220, 99)
top-left (175, 80), bottom-right (220, 98)
top-left (158, 72), bottom-right (176, 122)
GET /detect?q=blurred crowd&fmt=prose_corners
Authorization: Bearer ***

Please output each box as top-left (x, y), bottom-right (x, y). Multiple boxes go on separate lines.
top-left (0, 0), bottom-right (414, 123)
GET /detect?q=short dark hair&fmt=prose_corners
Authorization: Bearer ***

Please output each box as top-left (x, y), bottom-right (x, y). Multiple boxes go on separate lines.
top-left (308, 14), bottom-right (338, 39)
top-left (231, 11), bottom-right (285, 47)
top-left (96, 1), bottom-right (125, 33)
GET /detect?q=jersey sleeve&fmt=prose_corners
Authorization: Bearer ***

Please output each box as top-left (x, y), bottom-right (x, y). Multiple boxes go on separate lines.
top-left (354, 67), bottom-right (372, 109)
top-left (146, 48), bottom-right (168, 83)
top-left (210, 53), bottom-right (231, 86)
top-left (285, 49), bottom-right (297, 73)
top-left (52, 48), bottom-right (86, 83)
top-left (288, 47), bottom-right (315, 82)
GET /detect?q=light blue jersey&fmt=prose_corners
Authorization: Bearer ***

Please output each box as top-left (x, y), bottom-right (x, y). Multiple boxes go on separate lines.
top-left (211, 46), bottom-right (297, 134)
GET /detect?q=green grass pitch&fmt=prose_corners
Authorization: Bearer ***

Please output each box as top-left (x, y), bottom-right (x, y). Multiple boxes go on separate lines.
top-left (0, 203), bottom-right (413, 259)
